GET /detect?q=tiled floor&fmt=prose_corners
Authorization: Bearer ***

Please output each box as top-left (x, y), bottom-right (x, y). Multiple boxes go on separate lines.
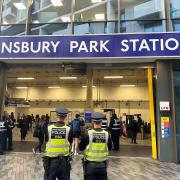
top-left (0, 153), bottom-right (180, 180)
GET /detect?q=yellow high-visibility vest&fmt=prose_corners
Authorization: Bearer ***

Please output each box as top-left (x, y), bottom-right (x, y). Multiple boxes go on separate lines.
top-left (85, 129), bottom-right (109, 162)
top-left (45, 124), bottom-right (70, 157)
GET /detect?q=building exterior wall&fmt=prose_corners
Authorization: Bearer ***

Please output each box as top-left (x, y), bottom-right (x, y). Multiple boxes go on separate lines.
top-left (0, 0), bottom-right (180, 163)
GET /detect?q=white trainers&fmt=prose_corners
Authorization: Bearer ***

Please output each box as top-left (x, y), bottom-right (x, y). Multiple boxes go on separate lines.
top-left (74, 152), bottom-right (78, 156)
top-left (32, 148), bottom-right (36, 154)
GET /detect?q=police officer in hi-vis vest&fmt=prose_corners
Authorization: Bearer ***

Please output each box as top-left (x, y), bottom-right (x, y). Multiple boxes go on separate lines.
top-left (79, 112), bottom-right (112, 180)
top-left (43, 107), bottom-right (73, 180)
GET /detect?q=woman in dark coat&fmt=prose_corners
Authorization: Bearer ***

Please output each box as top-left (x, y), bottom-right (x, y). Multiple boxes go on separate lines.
top-left (33, 115), bottom-right (47, 153)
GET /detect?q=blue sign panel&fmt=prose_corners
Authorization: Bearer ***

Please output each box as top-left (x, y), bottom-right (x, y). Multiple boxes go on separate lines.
top-left (0, 33), bottom-right (180, 59)
top-left (85, 112), bottom-right (92, 123)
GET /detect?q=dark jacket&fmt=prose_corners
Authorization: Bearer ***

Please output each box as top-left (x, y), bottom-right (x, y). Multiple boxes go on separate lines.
top-left (131, 120), bottom-right (138, 133)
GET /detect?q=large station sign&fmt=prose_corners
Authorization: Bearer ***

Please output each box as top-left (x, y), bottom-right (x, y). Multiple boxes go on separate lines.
top-left (0, 32), bottom-right (180, 59)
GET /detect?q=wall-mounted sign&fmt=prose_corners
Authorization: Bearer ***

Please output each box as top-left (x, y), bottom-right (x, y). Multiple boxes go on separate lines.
top-left (85, 112), bottom-right (92, 123)
top-left (161, 117), bottom-right (170, 138)
top-left (0, 33), bottom-right (180, 59)
top-left (160, 101), bottom-right (170, 111)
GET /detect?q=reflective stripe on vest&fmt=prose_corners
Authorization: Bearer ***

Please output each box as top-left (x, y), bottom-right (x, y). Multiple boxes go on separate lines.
top-left (85, 129), bottom-right (109, 162)
top-left (112, 119), bottom-right (120, 130)
top-left (45, 124), bottom-right (70, 157)
top-left (101, 120), bottom-right (108, 130)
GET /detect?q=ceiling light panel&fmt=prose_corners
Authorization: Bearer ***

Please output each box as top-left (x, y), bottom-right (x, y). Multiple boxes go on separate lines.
top-left (17, 78), bottom-right (34, 80)
top-left (61, 16), bottom-right (71, 22)
top-left (48, 86), bottom-right (60, 89)
top-left (95, 14), bottom-right (105, 20)
top-left (120, 85), bottom-right (136, 87)
top-left (82, 86), bottom-right (96, 88)
top-left (16, 87), bottom-right (28, 89)
top-left (14, 3), bottom-right (27, 10)
top-left (92, 0), bottom-right (102, 3)
top-left (50, 0), bottom-right (63, 7)
top-left (104, 76), bottom-right (123, 79)
top-left (59, 77), bottom-right (77, 80)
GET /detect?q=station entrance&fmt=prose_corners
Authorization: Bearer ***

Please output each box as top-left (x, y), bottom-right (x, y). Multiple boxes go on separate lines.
top-left (3, 63), bottom-right (155, 157)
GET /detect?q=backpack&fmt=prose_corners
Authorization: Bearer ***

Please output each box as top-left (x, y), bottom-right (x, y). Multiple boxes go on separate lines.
top-left (71, 119), bottom-right (80, 133)
top-left (33, 124), bottom-right (42, 138)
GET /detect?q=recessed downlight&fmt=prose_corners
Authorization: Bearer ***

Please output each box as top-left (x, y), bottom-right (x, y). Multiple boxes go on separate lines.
top-left (48, 86), bottom-right (60, 89)
top-left (16, 87), bottom-right (28, 89)
top-left (14, 3), bottom-right (27, 10)
top-left (120, 85), bottom-right (136, 87)
top-left (50, 0), bottom-right (63, 6)
top-left (82, 85), bottom-right (96, 88)
top-left (104, 76), bottom-right (123, 79)
top-left (59, 77), bottom-right (77, 80)
top-left (17, 77), bottom-right (34, 80)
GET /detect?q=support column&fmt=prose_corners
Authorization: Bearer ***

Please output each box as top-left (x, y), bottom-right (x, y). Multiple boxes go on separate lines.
top-left (156, 61), bottom-right (176, 162)
top-left (25, 0), bottom-right (34, 35)
top-left (86, 69), bottom-right (93, 111)
top-left (0, 63), bottom-right (7, 119)
top-left (148, 68), bottom-right (157, 160)
top-left (106, 0), bottom-right (116, 33)
top-left (165, 0), bottom-right (173, 32)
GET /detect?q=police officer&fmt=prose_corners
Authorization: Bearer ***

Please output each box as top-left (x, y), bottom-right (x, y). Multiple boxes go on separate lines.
top-left (43, 107), bottom-right (73, 180)
top-left (79, 112), bottom-right (112, 180)
top-left (101, 114), bottom-right (108, 131)
top-left (3, 111), bottom-right (14, 150)
top-left (109, 113), bottom-right (121, 151)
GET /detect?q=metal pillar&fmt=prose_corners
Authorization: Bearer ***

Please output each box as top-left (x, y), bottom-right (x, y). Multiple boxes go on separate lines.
top-left (0, 63), bottom-right (7, 119)
top-left (165, 0), bottom-right (173, 32)
top-left (25, 0), bottom-right (34, 35)
top-left (86, 69), bottom-right (93, 111)
top-left (148, 68), bottom-right (157, 160)
top-left (106, 0), bottom-right (116, 33)
top-left (156, 61), bottom-right (176, 162)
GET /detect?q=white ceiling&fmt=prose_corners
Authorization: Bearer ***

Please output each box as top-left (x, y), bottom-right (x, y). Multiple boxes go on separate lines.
top-left (7, 67), bottom-right (148, 87)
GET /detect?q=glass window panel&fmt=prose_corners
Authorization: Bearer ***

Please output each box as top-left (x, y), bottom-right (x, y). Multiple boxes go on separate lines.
top-left (2, 0), bottom-right (28, 24)
top-left (120, 0), bottom-right (166, 33)
top-left (0, 24), bottom-right (26, 36)
top-left (173, 20), bottom-right (180, 31)
top-left (30, 23), bottom-right (71, 35)
top-left (32, 0), bottom-right (72, 23)
top-left (171, 0), bottom-right (180, 18)
top-left (174, 71), bottom-right (180, 134)
top-left (74, 21), bottom-right (117, 34)
top-left (31, 0), bottom-right (72, 35)
top-left (171, 0), bottom-right (180, 31)
top-left (1, 0), bottom-right (28, 35)
top-left (74, 0), bottom-right (118, 22)
top-left (120, 0), bottom-right (166, 20)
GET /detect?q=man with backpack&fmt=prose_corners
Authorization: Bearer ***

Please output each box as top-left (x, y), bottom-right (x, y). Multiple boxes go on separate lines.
top-left (71, 114), bottom-right (81, 155)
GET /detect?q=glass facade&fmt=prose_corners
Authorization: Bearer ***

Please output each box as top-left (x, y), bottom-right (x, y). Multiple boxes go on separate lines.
top-left (171, 0), bottom-right (180, 31)
top-left (0, 0), bottom-right (177, 36)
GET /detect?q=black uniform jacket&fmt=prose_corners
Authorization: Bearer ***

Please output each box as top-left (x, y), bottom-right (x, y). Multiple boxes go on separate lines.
top-left (79, 128), bottom-right (112, 151)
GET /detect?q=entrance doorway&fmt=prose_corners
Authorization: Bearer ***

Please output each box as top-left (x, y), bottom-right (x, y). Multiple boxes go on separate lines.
top-left (5, 65), bottom-right (154, 157)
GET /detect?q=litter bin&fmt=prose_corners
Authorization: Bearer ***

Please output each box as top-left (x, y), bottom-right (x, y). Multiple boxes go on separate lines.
top-left (0, 122), bottom-right (7, 155)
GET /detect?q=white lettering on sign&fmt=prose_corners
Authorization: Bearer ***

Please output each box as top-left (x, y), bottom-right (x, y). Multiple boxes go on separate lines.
top-left (0, 41), bottom-right (61, 54)
top-left (70, 40), bottom-right (110, 53)
top-left (121, 38), bottom-right (180, 52)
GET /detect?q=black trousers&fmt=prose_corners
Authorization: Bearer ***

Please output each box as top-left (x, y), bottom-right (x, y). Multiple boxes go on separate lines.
top-left (7, 131), bottom-right (12, 150)
top-left (84, 162), bottom-right (107, 180)
top-left (111, 131), bottom-right (120, 150)
top-left (35, 135), bottom-right (44, 153)
top-left (131, 131), bottom-right (137, 143)
top-left (44, 158), bottom-right (70, 180)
